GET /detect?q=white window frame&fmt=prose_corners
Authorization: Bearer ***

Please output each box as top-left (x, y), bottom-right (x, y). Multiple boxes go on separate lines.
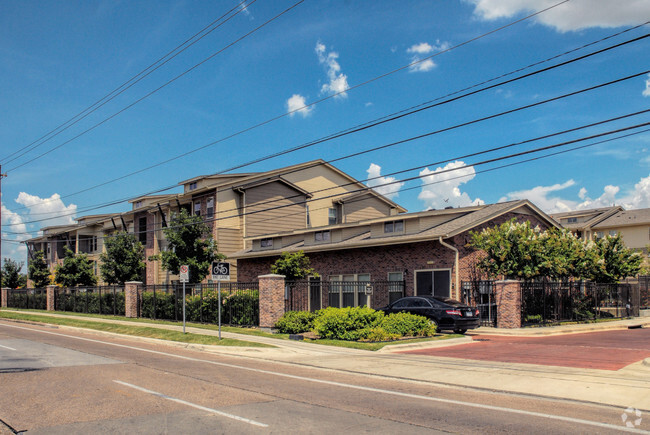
top-left (189, 182), bottom-right (197, 191)
top-left (315, 230), bottom-right (331, 242)
top-left (384, 220), bottom-right (404, 234)
top-left (193, 201), bottom-right (201, 216)
top-left (206, 197), bottom-right (214, 218)
top-left (260, 238), bottom-right (273, 248)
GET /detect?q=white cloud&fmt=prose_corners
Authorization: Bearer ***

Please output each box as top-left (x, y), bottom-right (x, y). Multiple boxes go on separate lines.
top-left (315, 42), bottom-right (349, 98)
top-left (500, 174), bottom-right (650, 213)
top-left (366, 163), bottom-right (404, 200)
top-left (643, 74), bottom-right (650, 97)
top-left (15, 192), bottom-right (77, 226)
top-left (418, 161), bottom-right (484, 209)
top-left (286, 94), bottom-right (313, 117)
top-left (469, 0), bottom-right (650, 32)
top-left (407, 40), bottom-right (450, 73)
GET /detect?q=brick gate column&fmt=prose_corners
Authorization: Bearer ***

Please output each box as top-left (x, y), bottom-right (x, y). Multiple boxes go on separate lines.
top-left (46, 285), bottom-right (57, 311)
top-left (494, 280), bottom-right (521, 329)
top-left (258, 274), bottom-right (285, 330)
top-left (1, 288), bottom-right (7, 308)
top-left (125, 281), bottom-right (142, 318)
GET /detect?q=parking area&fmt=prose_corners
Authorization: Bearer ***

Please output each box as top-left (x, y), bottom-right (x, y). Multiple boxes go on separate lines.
top-left (401, 328), bottom-right (650, 370)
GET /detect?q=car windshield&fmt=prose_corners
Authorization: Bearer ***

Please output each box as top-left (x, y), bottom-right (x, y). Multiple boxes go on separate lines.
top-left (430, 296), bottom-right (465, 306)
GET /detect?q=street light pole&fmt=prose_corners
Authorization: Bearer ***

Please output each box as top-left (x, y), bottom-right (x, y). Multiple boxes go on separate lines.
top-left (0, 165), bottom-right (6, 283)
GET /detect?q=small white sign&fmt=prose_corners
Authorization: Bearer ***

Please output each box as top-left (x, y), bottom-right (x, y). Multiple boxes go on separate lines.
top-left (179, 265), bottom-right (189, 283)
top-left (212, 261), bottom-right (230, 281)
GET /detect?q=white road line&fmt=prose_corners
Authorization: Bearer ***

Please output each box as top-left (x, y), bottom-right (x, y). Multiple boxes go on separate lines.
top-left (113, 380), bottom-right (268, 427)
top-left (2, 322), bottom-right (647, 434)
top-left (0, 343), bottom-right (16, 351)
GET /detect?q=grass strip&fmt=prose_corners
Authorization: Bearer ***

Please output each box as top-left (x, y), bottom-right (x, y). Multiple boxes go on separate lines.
top-left (0, 311), bottom-right (273, 348)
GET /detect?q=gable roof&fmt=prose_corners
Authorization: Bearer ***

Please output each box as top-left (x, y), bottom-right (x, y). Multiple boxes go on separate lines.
top-left (231, 199), bottom-right (558, 259)
top-left (592, 207), bottom-right (650, 229)
top-left (550, 206), bottom-right (623, 230)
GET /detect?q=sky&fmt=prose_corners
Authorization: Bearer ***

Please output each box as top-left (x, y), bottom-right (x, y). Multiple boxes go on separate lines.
top-left (2, 0), bottom-right (650, 269)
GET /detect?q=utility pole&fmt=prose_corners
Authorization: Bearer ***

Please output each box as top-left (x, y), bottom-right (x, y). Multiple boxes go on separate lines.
top-left (0, 165), bottom-right (6, 285)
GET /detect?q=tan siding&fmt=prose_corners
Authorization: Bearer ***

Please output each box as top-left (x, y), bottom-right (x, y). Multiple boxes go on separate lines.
top-left (216, 189), bottom-right (241, 230)
top-left (344, 196), bottom-right (390, 222)
top-left (245, 182), bottom-right (306, 237)
top-left (217, 227), bottom-right (243, 257)
top-left (418, 214), bottom-right (462, 232)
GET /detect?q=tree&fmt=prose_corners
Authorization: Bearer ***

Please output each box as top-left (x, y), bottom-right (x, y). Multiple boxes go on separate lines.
top-left (587, 234), bottom-right (643, 283)
top-left (99, 232), bottom-right (145, 284)
top-left (151, 209), bottom-right (222, 283)
top-left (271, 251), bottom-right (317, 281)
top-left (1, 258), bottom-right (26, 289)
top-left (28, 250), bottom-right (51, 288)
top-left (468, 220), bottom-right (544, 280)
top-left (55, 246), bottom-right (97, 287)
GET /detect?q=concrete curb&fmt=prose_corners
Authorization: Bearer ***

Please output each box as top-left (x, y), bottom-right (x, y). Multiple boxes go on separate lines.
top-left (377, 336), bottom-right (473, 353)
top-left (472, 320), bottom-right (649, 337)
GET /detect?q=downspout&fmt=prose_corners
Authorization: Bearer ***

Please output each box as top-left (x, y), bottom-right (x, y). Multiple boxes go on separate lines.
top-left (438, 236), bottom-right (459, 300)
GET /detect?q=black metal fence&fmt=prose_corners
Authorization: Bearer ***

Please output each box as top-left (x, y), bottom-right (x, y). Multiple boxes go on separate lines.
top-left (285, 280), bottom-right (405, 312)
top-left (461, 280), bottom-right (496, 327)
top-left (521, 281), bottom-right (639, 325)
top-left (54, 286), bottom-right (126, 316)
top-left (6, 288), bottom-right (47, 310)
top-left (138, 282), bottom-right (259, 326)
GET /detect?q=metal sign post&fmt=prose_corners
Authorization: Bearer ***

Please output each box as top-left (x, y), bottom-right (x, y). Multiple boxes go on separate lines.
top-left (179, 265), bottom-right (189, 334)
top-left (212, 261), bottom-right (230, 340)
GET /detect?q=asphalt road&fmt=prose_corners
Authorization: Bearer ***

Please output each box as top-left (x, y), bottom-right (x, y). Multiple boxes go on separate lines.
top-left (0, 320), bottom-right (647, 434)
top-left (403, 329), bottom-right (650, 370)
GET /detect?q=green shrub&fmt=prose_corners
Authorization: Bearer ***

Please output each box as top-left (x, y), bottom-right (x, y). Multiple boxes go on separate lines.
top-left (223, 290), bottom-right (259, 326)
top-left (380, 312), bottom-right (436, 337)
top-left (362, 327), bottom-right (400, 342)
top-left (275, 311), bottom-right (317, 334)
top-left (313, 306), bottom-right (384, 341)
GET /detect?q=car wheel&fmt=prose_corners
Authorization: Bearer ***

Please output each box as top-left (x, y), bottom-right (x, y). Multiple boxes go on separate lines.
top-left (429, 319), bottom-right (438, 331)
top-left (453, 328), bottom-right (467, 335)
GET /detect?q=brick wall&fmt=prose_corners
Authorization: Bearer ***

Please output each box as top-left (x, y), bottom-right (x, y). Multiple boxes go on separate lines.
top-left (0, 288), bottom-right (7, 308)
top-left (494, 280), bottom-right (522, 328)
top-left (259, 274), bottom-right (285, 329)
top-left (125, 281), bottom-right (141, 318)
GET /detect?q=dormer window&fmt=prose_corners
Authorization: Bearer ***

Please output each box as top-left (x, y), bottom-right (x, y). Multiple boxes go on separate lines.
top-left (134, 201), bottom-right (142, 209)
top-left (315, 230), bottom-right (330, 242)
top-left (261, 238), bottom-right (273, 248)
top-left (567, 217), bottom-right (577, 223)
top-left (189, 182), bottom-right (197, 191)
top-left (384, 220), bottom-right (404, 233)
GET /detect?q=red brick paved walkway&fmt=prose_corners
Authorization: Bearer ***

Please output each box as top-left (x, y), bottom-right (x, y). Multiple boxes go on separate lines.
top-left (401, 328), bottom-right (650, 370)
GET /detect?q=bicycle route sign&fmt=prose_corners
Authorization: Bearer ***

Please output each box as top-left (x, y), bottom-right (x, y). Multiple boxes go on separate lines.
top-left (211, 261), bottom-right (230, 281)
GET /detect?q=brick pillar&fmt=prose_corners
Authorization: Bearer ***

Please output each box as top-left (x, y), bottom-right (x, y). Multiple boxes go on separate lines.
top-left (125, 281), bottom-right (142, 318)
top-left (258, 274), bottom-right (285, 329)
top-left (1, 288), bottom-right (7, 308)
top-left (46, 285), bottom-right (57, 311)
top-left (494, 280), bottom-right (522, 329)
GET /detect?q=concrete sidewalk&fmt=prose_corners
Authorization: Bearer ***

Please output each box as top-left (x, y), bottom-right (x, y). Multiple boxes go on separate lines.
top-left (2, 310), bottom-right (649, 411)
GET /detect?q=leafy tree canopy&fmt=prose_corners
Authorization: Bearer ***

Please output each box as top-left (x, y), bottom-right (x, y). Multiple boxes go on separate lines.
top-left (469, 219), bottom-right (641, 282)
top-left (55, 246), bottom-right (97, 287)
top-left (28, 250), bottom-right (51, 288)
top-left (271, 251), bottom-right (317, 281)
top-left (151, 209), bottom-right (223, 283)
top-left (2, 258), bottom-right (27, 289)
top-left (99, 232), bottom-right (145, 284)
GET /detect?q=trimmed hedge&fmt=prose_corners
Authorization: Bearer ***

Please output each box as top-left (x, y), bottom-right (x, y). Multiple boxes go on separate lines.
top-left (274, 311), bottom-right (316, 334)
top-left (275, 307), bottom-right (436, 341)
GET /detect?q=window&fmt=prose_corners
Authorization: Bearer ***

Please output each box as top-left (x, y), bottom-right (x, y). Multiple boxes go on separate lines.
top-left (91, 236), bottom-right (97, 252)
top-left (315, 230), bottom-right (330, 242)
top-left (134, 201), bottom-right (142, 209)
top-left (415, 269), bottom-right (451, 298)
top-left (384, 220), bottom-right (404, 233)
top-left (595, 231), bottom-right (604, 240)
top-left (567, 217), bottom-right (577, 223)
top-left (206, 197), bottom-right (214, 218)
top-left (189, 182), bottom-right (197, 191)
top-left (193, 201), bottom-right (201, 216)
top-left (260, 238), bottom-right (273, 248)
top-left (328, 208), bottom-right (337, 225)
top-left (306, 205), bottom-right (311, 227)
top-left (138, 217), bottom-right (147, 244)
top-left (609, 230), bottom-right (618, 237)
top-left (329, 273), bottom-right (370, 308)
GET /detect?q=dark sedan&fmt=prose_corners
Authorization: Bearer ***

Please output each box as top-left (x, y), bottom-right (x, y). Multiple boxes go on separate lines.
top-left (380, 296), bottom-right (481, 334)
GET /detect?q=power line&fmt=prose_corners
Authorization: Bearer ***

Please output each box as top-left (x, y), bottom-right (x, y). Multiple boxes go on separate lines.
top-left (3, 0), bottom-right (568, 174)
top-left (4, 0), bottom-right (306, 173)
top-left (5, 67), bottom-right (649, 228)
top-left (8, 22), bottom-right (647, 217)
top-left (0, 0), bottom-right (255, 165)
top-left (8, 118), bottom-right (650, 241)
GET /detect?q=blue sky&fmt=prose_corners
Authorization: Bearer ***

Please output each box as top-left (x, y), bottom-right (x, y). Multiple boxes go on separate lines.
top-left (2, 0), bottom-right (650, 268)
